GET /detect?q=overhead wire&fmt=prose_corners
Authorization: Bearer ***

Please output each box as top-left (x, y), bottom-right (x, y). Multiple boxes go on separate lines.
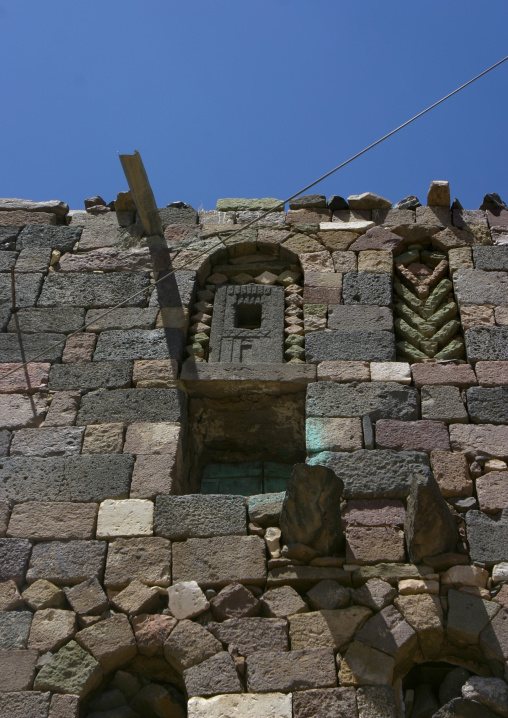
top-left (1, 54), bottom-right (507, 381)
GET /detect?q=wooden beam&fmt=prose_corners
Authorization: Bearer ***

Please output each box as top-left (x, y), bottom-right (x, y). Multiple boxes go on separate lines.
top-left (119, 150), bottom-right (164, 237)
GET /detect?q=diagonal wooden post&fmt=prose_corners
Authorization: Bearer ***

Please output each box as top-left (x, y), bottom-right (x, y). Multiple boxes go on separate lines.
top-left (119, 150), bottom-right (164, 238)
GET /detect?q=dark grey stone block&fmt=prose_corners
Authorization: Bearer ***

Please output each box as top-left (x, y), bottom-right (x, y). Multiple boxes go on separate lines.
top-left (0, 273), bottom-right (43, 308)
top-left (155, 495), bottom-right (246, 539)
top-left (327, 305), bottom-right (393, 332)
top-left (0, 430), bottom-right (11, 456)
top-left (208, 617), bottom-right (289, 656)
top-left (17, 225), bottom-right (81, 252)
top-left (149, 270), bottom-right (197, 308)
top-left (7, 307), bottom-right (85, 333)
top-left (342, 273), bottom-right (393, 306)
top-left (0, 455), bottom-right (133, 502)
top-left (49, 362), bottom-right (133, 393)
top-left (0, 227), bottom-right (20, 251)
top-left (454, 269), bottom-right (508, 306)
top-left (85, 307), bottom-right (158, 331)
top-left (465, 327), bottom-right (508, 361)
top-left (158, 205), bottom-right (198, 227)
top-left (306, 381), bottom-right (419, 421)
top-left (305, 330), bottom-right (396, 362)
top-left (246, 648), bottom-right (337, 692)
top-left (307, 450), bottom-right (431, 499)
top-left (447, 589), bottom-right (499, 646)
top-left (0, 333), bottom-right (65, 363)
top-left (15, 247), bottom-right (52, 273)
top-left (38, 272), bottom-right (150, 308)
top-left (209, 284), bottom-right (285, 363)
top-left (26, 540), bottom-right (107, 585)
top-left (93, 329), bottom-right (184, 363)
top-left (472, 246), bottom-right (508, 271)
top-left (357, 686), bottom-right (398, 718)
top-left (0, 307), bottom-right (11, 331)
top-left (0, 538), bottom-right (32, 585)
top-left (0, 693), bottom-right (51, 718)
top-left (466, 387), bottom-right (508, 424)
top-left (184, 651), bottom-right (243, 697)
top-left (421, 385), bottom-right (468, 423)
top-left (0, 611), bottom-right (33, 649)
top-left (465, 510), bottom-right (508, 566)
top-left (77, 388), bottom-right (185, 425)
top-left (0, 250), bottom-right (18, 271)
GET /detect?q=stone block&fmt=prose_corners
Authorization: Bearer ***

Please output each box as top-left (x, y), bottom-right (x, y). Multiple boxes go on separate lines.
top-left (0, 692), bottom-right (51, 718)
top-left (306, 381), bottom-right (419, 420)
top-left (247, 492), bottom-right (284, 527)
top-left (129, 454), bottom-right (182, 499)
top-left (75, 614), bottom-right (136, 673)
top-left (0, 332), bottom-right (65, 366)
top-left (64, 577), bottom-right (108, 616)
top-left (421, 385), bottom-right (468, 423)
top-left (0, 455), bottom-right (133, 502)
top-left (346, 526), bottom-right (405, 564)
top-left (26, 540), bottom-right (107, 585)
top-left (184, 651), bottom-right (242, 697)
top-left (395, 593), bottom-right (443, 659)
top-left (430, 451), bottom-right (473, 497)
top-left (0, 392), bottom-right (47, 429)
top-left (496, 307), bottom-right (508, 325)
top-left (210, 582), bottom-right (260, 620)
top-left (0, 611), bottom-right (32, 648)
top-left (308, 449), bottom-right (431, 499)
top-left (299, 251), bottom-right (335, 273)
top-left (96, 499), bottom-right (153, 538)
top-left (454, 269), bottom-right (508, 306)
top-left (85, 307), bottom-right (159, 332)
top-left (477, 471), bottom-right (508, 513)
top-left (163, 618), bottom-right (222, 673)
top-left (411, 363), bottom-right (477, 388)
top-left (472, 246), bottom-right (508, 271)
top-left (209, 617), bottom-right (288, 656)
top-left (0, 580), bottom-right (23, 610)
top-left (61, 332), bottom-right (97, 362)
top-left (111, 579), bottom-right (160, 616)
top-left (357, 250), bottom-right (393, 274)
top-left (351, 578), bottom-right (397, 612)
top-left (150, 269), bottom-right (197, 309)
top-left (462, 676), bottom-right (508, 717)
top-left (188, 693), bottom-right (292, 718)
top-left (34, 640), bottom-right (102, 696)
top-left (246, 648), bottom-right (336, 692)
top-left (467, 327), bottom-right (508, 361)
top-left (77, 388), bottom-right (185, 425)
top-left (466, 510), bottom-right (508, 565)
top-left (58, 247), bottom-right (153, 272)
top-left (348, 226), bottom-right (404, 251)
top-left (0, 649), bottom-right (38, 691)
top-left (303, 285), bottom-right (342, 304)
top-left (22, 580), bottom-right (65, 611)
top-left (317, 360), bottom-right (370, 382)
top-left (342, 272), bottom-right (392, 305)
top-left (447, 589), bottom-right (499, 646)
top-left (343, 499), bottom-right (405, 527)
top-left (17, 225), bottom-right (79, 251)
top-left (9, 427), bottom-right (84, 457)
top-left (289, 607), bottom-right (371, 652)
top-left (131, 613), bottom-right (177, 656)
top-left (260, 586), bottom-right (308, 618)
top-left (0, 499), bottom-right (9, 536)
top-left (167, 580), bottom-right (209, 620)
top-left (15, 247), bottom-right (51, 273)
top-left (357, 686), bottom-right (398, 718)
top-left (0, 362), bottom-right (50, 393)
top-left (467, 386), bottom-right (508, 424)
top-left (306, 330), bottom-right (396, 362)
top-left (38, 272), bottom-right (149, 308)
top-left (475, 360), bottom-right (508, 386)
top-left (480, 608), bottom-right (508, 662)
top-left (331, 250), bottom-right (357, 273)
top-left (327, 305), bottom-right (393, 332)
top-left (0, 272), bottom-right (43, 308)
top-left (0, 538), bottom-right (31, 585)
top-left (7, 502), bottom-right (97, 540)
top-left (339, 640), bottom-right (394, 686)
top-left (172, 536), bottom-right (266, 588)
top-left (123, 421), bottom-right (181, 455)
top-left (155, 495), bottom-right (246, 540)
top-left (48, 694), bottom-right (80, 718)
top-left (44, 391), bottom-right (80, 426)
top-left (82, 423), bottom-right (124, 454)
top-left (460, 305), bottom-right (496, 330)
top-left (28, 608), bottom-right (77, 653)
top-left (0, 433), bottom-right (9, 459)
top-left (104, 537), bottom-right (171, 588)
top-left (132, 358), bottom-right (179, 388)
top-left (266, 566), bottom-right (349, 590)
top-left (375, 419), bottom-right (450, 451)
top-left (93, 329), bottom-right (184, 363)
top-left (7, 307), bottom-right (85, 334)
top-left (293, 687), bottom-right (357, 718)
top-left (306, 417), bottom-right (363, 453)
top-left (370, 362), bottom-right (410, 384)
top-left (354, 604), bottom-right (417, 663)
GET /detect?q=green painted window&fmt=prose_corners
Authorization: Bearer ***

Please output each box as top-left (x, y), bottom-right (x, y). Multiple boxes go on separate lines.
top-left (201, 461), bottom-right (292, 495)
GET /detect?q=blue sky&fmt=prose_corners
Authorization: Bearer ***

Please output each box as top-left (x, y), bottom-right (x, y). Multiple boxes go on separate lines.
top-left (1, 1), bottom-right (507, 211)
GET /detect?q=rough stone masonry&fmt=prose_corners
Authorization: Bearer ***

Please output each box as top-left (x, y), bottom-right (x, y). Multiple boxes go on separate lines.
top-left (0, 183), bottom-right (508, 717)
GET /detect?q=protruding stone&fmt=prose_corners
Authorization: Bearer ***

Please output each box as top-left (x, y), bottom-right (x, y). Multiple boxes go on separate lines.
top-left (339, 640), bottom-right (394, 686)
top-left (348, 192), bottom-right (391, 210)
top-left (260, 585), bottom-right (308, 618)
top-left (428, 181), bottom-right (450, 207)
top-left (167, 581), bottom-right (210, 620)
top-left (22, 580), bottom-right (65, 611)
top-left (210, 582), bottom-right (260, 621)
top-left (28, 608), bottom-right (77, 653)
top-left (163, 619), bottom-right (222, 673)
top-left (34, 640), bottom-right (102, 697)
top-left (75, 614), bottom-right (136, 673)
top-left (208, 617), bottom-right (289, 656)
top-left (64, 577), bottom-right (108, 616)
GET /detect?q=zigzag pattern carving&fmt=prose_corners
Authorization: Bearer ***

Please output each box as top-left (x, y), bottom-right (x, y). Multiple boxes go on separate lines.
top-left (393, 250), bottom-right (465, 362)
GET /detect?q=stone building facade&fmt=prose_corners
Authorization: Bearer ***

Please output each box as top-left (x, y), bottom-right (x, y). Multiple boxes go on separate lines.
top-left (0, 184), bottom-right (507, 717)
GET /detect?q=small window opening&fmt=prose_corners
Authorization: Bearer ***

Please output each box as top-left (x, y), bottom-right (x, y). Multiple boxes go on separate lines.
top-left (235, 302), bottom-right (262, 329)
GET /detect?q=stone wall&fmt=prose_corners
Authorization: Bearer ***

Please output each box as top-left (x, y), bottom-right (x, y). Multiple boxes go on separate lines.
top-left (0, 186), bottom-right (507, 717)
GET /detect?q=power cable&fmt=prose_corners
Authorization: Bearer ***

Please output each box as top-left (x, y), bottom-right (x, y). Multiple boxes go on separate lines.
top-left (1, 54), bottom-right (507, 381)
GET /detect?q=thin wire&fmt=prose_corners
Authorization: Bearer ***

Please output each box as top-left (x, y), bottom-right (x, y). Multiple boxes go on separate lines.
top-left (1, 54), bottom-right (507, 381)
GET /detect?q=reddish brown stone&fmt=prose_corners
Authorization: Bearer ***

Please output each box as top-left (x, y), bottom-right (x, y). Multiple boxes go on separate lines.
top-left (164, 224), bottom-right (199, 243)
top-left (449, 424), bottom-right (508, 459)
top-left (493, 584), bottom-right (508, 610)
top-left (430, 451), bottom-right (473, 498)
top-left (476, 472), bottom-right (508, 513)
top-left (0, 363), bottom-right (50, 394)
top-left (411, 363), bottom-right (477, 388)
top-left (345, 526), bottom-right (405, 564)
top-left (343, 499), bottom-right (405, 527)
top-left (131, 613), bottom-right (177, 656)
top-left (303, 286), bottom-right (341, 304)
top-left (486, 209), bottom-right (508, 229)
top-left (44, 391), bottom-right (80, 427)
top-left (286, 208), bottom-right (331, 224)
top-left (475, 361), bottom-right (508, 387)
top-left (0, 210), bottom-right (55, 225)
top-left (210, 582), bottom-right (260, 621)
top-left (0, 649), bottom-right (38, 691)
top-left (375, 420), bottom-right (450, 452)
top-left (62, 333), bottom-right (97, 363)
top-left (349, 227), bottom-right (404, 252)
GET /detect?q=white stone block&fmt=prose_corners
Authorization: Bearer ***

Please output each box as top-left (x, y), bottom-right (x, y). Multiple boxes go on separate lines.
top-left (167, 580), bottom-right (209, 620)
top-left (188, 693), bottom-right (292, 718)
top-left (370, 362), bottom-right (411, 384)
top-left (492, 563), bottom-right (508, 584)
top-left (320, 220), bottom-right (374, 233)
top-left (96, 499), bottom-right (154, 538)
